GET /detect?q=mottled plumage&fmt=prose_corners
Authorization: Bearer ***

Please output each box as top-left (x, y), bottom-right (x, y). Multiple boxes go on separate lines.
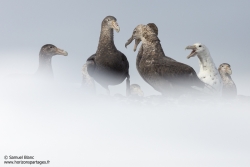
top-left (126, 24), bottom-right (204, 96)
top-left (126, 23), bottom-right (176, 86)
top-left (85, 16), bottom-right (130, 95)
top-left (218, 63), bottom-right (237, 98)
top-left (147, 23), bottom-right (158, 36)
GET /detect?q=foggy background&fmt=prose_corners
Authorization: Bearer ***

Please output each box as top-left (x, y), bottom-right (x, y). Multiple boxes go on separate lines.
top-left (0, 0), bottom-right (250, 95)
top-left (1, 0), bottom-right (250, 167)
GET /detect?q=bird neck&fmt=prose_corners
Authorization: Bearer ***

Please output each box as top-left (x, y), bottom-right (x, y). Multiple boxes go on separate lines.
top-left (219, 72), bottom-right (233, 84)
top-left (141, 40), bottom-right (165, 59)
top-left (36, 54), bottom-right (54, 79)
top-left (197, 50), bottom-right (216, 70)
top-left (96, 27), bottom-right (117, 54)
top-left (136, 46), bottom-right (143, 69)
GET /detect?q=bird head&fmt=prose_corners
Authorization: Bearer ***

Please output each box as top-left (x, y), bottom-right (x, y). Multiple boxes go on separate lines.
top-left (125, 24), bottom-right (158, 52)
top-left (185, 43), bottom-right (207, 59)
top-left (40, 44), bottom-right (68, 57)
top-left (147, 23), bottom-right (158, 36)
top-left (103, 16), bottom-right (120, 32)
top-left (218, 63), bottom-right (232, 75)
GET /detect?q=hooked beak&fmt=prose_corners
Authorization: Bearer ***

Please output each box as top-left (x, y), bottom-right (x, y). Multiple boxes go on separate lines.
top-left (133, 39), bottom-right (141, 52)
top-left (185, 45), bottom-right (197, 59)
top-left (227, 68), bottom-right (232, 75)
top-left (125, 36), bottom-right (141, 52)
top-left (125, 36), bottom-right (133, 48)
top-left (56, 48), bottom-right (68, 56)
top-left (112, 21), bottom-right (120, 32)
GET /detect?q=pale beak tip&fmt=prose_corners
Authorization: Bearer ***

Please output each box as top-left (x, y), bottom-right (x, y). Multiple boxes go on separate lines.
top-left (116, 28), bottom-right (120, 33)
top-left (125, 43), bottom-right (128, 48)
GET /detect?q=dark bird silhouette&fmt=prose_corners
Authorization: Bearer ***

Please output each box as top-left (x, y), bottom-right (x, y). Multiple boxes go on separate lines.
top-left (125, 24), bottom-right (204, 96)
top-left (85, 16), bottom-right (130, 95)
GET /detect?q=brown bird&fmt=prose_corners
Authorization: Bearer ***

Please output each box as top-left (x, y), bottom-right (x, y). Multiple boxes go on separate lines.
top-left (125, 24), bottom-right (205, 96)
top-left (85, 16), bottom-right (130, 95)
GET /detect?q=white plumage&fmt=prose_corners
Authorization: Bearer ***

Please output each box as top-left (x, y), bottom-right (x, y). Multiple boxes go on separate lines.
top-left (186, 43), bottom-right (222, 93)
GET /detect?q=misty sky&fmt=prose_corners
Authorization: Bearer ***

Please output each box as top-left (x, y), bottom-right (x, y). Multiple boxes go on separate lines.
top-left (0, 0), bottom-right (250, 95)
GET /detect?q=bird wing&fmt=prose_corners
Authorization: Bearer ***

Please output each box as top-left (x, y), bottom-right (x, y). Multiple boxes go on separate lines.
top-left (152, 57), bottom-right (204, 87)
top-left (118, 51), bottom-right (129, 72)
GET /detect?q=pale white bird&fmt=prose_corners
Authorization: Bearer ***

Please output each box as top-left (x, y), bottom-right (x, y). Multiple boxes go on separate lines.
top-left (186, 43), bottom-right (222, 93)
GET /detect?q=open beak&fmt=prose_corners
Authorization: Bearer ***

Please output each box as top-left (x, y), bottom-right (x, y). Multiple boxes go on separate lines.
top-left (125, 36), bottom-right (141, 52)
top-left (125, 36), bottom-right (133, 48)
top-left (112, 21), bottom-right (120, 33)
top-left (56, 48), bottom-right (68, 56)
top-left (133, 39), bottom-right (141, 52)
top-left (185, 45), bottom-right (197, 59)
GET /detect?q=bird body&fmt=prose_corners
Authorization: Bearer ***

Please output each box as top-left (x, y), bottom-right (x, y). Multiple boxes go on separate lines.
top-left (135, 23), bottom-right (176, 86)
top-left (85, 16), bottom-right (130, 95)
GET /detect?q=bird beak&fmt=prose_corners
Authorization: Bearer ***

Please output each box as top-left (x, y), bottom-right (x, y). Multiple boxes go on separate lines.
top-left (227, 68), bottom-right (232, 75)
top-left (125, 36), bottom-right (133, 48)
top-left (185, 45), bottom-right (197, 59)
top-left (125, 35), bottom-right (141, 52)
top-left (133, 39), bottom-right (141, 52)
top-left (112, 21), bottom-right (120, 33)
top-left (56, 48), bottom-right (68, 56)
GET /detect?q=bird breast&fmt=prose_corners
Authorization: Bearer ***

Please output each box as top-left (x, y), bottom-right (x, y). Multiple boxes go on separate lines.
top-left (198, 66), bottom-right (222, 91)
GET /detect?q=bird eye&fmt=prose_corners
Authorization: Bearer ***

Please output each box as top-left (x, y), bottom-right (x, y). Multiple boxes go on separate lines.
top-left (133, 30), bottom-right (136, 34)
top-left (50, 46), bottom-right (53, 48)
top-left (199, 45), bottom-right (202, 47)
top-left (107, 19), bottom-right (110, 21)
